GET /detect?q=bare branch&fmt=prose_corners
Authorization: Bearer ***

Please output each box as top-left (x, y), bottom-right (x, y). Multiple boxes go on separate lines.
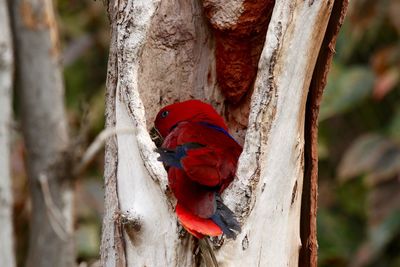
top-left (73, 127), bottom-right (136, 177)
top-left (38, 174), bottom-right (70, 242)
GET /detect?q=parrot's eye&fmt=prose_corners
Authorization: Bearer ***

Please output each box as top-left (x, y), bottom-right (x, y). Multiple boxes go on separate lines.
top-left (161, 110), bottom-right (169, 118)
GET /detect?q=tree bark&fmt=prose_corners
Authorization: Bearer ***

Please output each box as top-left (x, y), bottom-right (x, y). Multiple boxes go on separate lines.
top-left (11, 0), bottom-right (75, 266)
top-left (300, 1), bottom-right (348, 266)
top-left (0, 1), bottom-right (16, 266)
top-left (102, 0), bottom-right (347, 266)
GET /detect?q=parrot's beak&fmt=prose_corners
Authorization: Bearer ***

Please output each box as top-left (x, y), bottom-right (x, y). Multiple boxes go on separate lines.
top-left (150, 126), bottom-right (163, 147)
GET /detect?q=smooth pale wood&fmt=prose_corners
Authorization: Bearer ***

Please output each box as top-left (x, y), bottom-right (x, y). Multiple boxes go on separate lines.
top-left (219, 1), bottom-right (333, 265)
top-left (103, 0), bottom-right (333, 266)
top-left (103, 1), bottom-right (195, 266)
top-left (0, 1), bottom-right (16, 266)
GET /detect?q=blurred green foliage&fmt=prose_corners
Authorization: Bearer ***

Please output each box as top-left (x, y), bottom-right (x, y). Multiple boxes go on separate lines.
top-left (318, 1), bottom-right (400, 266)
top-left (59, 0), bottom-right (108, 264)
top-left (58, 0), bottom-right (109, 131)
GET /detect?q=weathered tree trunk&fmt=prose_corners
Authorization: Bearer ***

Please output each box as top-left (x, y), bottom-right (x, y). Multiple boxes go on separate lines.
top-left (11, 0), bottom-right (75, 267)
top-left (0, 1), bottom-right (16, 266)
top-left (300, 1), bottom-right (348, 265)
top-left (102, 0), bottom-right (348, 266)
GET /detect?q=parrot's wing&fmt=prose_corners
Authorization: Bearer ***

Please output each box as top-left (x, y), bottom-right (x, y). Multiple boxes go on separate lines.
top-left (160, 122), bottom-right (241, 188)
top-left (178, 122), bottom-right (241, 188)
top-left (155, 143), bottom-right (205, 168)
top-left (156, 143), bottom-right (222, 187)
top-left (180, 146), bottom-right (223, 187)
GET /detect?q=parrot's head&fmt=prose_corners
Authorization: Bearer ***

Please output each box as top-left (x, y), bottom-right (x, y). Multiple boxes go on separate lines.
top-left (154, 100), bottom-right (228, 138)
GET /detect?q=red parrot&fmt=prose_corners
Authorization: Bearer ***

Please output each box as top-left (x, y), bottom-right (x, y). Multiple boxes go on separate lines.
top-left (154, 100), bottom-right (242, 239)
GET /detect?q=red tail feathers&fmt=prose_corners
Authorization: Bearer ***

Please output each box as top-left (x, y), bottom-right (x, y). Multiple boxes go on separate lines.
top-left (175, 203), bottom-right (222, 239)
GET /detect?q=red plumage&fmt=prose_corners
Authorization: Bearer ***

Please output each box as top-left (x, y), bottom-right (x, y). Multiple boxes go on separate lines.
top-left (154, 100), bottom-right (242, 238)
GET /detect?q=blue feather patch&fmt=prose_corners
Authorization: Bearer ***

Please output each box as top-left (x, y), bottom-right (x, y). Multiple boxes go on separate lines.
top-left (155, 142), bottom-right (204, 169)
top-left (199, 122), bottom-right (239, 144)
top-left (210, 195), bottom-right (241, 239)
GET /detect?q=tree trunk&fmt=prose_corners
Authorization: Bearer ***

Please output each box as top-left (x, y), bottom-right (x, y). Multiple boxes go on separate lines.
top-left (0, 1), bottom-right (16, 266)
top-left (11, 0), bottom-right (75, 266)
top-left (102, 0), bottom-right (348, 266)
top-left (300, 1), bottom-right (348, 265)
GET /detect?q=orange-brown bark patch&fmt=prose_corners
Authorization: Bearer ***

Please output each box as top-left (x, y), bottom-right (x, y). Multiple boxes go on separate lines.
top-left (300, 1), bottom-right (349, 266)
top-left (19, 0), bottom-right (60, 57)
top-left (203, 0), bottom-right (275, 104)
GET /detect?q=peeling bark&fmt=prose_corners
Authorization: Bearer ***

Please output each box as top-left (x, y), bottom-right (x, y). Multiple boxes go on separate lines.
top-left (101, 4), bottom-right (126, 265)
top-left (11, 0), bottom-right (74, 266)
top-left (300, 1), bottom-right (349, 266)
top-left (0, 1), bottom-right (16, 266)
top-left (102, 0), bottom-right (346, 266)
